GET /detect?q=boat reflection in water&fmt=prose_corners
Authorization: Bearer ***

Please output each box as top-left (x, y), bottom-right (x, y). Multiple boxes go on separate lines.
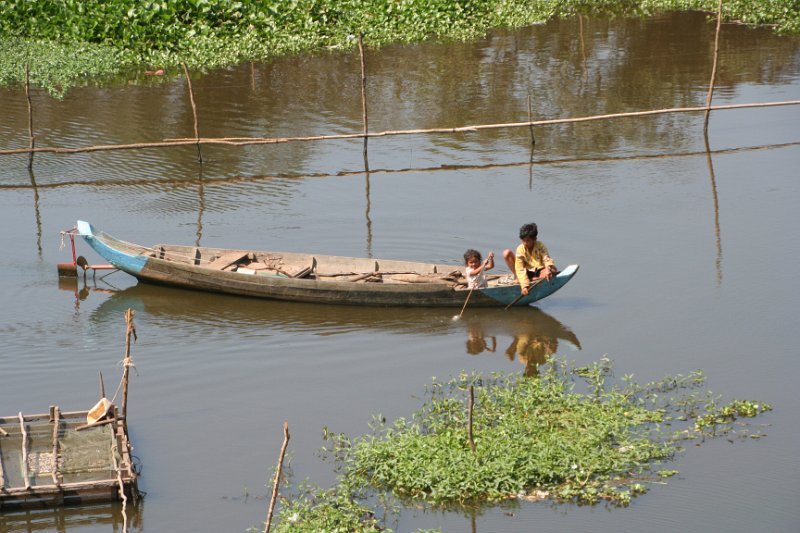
top-left (463, 308), bottom-right (581, 376)
top-left (83, 283), bottom-right (579, 374)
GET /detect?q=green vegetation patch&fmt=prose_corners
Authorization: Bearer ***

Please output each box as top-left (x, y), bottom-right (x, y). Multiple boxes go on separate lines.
top-left (1, 0), bottom-right (798, 96)
top-left (271, 357), bottom-right (771, 531)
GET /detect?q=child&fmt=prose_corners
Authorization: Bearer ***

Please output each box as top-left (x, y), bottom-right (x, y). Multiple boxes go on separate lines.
top-left (463, 249), bottom-right (495, 289)
top-left (502, 223), bottom-right (557, 296)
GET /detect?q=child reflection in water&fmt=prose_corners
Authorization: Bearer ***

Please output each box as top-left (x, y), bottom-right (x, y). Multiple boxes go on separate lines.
top-left (465, 323), bottom-right (497, 355)
top-left (505, 333), bottom-right (558, 377)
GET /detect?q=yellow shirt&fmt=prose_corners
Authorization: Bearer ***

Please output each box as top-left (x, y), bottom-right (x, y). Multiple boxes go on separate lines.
top-left (514, 242), bottom-right (555, 289)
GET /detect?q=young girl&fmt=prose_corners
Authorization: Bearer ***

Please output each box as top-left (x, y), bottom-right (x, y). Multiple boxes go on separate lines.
top-left (463, 249), bottom-right (495, 289)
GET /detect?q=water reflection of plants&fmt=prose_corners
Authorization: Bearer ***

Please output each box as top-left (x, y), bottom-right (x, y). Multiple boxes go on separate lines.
top-left (1, 0), bottom-right (797, 96)
top-left (270, 357), bottom-right (770, 531)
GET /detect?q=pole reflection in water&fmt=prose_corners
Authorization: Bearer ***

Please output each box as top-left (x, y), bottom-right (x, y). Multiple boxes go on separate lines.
top-left (364, 170), bottom-right (373, 257)
top-left (28, 168), bottom-right (42, 258)
top-left (58, 276), bottom-right (120, 313)
top-left (195, 166), bottom-right (205, 248)
top-left (704, 131), bottom-right (723, 286)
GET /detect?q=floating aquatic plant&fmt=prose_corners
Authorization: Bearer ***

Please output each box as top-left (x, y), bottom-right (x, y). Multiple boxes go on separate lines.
top-left (269, 356), bottom-right (771, 530)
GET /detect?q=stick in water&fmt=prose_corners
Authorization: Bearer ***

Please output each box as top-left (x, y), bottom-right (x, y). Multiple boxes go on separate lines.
top-left (264, 421), bottom-right (290, 533)
top-left (454, 256), bottom-right (491, 320)
top-left (505, 278), bottom-right (543, 310)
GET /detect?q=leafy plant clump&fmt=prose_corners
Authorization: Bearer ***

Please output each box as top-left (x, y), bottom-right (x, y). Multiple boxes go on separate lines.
top-left (272, 357), bottom-right (771, 530)
top-left (1, 0), bottom-right (798, 96)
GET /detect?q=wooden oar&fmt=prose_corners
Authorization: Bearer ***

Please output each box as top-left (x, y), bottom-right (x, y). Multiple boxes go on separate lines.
top-left (455, 285), bottom-right (476, 319)
top-left (504, 292), bottom-right (525, 310)
top-left (505, 278), bottom-right (543, 309)
top-left (453, 256), bottom-right (494, 320)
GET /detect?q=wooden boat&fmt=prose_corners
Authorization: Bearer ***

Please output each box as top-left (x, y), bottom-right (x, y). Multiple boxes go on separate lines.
top-left (75, 220), bottom-right (578, 308)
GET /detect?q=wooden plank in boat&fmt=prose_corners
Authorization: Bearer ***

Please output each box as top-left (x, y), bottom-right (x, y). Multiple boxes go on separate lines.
top-left (206, 251), bottom-right (250, 270)
top-left (315, 257), bottom-right (377, 276)
top-left (386, 273), bottom-right (460, 284)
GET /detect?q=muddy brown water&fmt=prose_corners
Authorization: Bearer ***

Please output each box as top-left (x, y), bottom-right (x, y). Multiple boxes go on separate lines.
top-left (1, 12), bottom-right (799, 533)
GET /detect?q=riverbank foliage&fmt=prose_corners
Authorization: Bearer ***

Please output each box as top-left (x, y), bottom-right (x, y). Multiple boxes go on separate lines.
top-left (1, 0), bottom-right (798, 96)
top-left (270, 357), bottom-right (771, 531)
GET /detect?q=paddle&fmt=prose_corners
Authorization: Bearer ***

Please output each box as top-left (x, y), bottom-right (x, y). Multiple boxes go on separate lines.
top-left (453, 255), bottom-right (491, 321)
top-left (505, 278), bottom-right (544, 310)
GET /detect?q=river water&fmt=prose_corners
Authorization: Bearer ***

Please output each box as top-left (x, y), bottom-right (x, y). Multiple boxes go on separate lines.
top-left (0, 12), bottom-right (798, 533)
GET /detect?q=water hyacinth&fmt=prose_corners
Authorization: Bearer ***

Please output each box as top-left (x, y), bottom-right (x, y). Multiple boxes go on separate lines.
top-left (272, 357), bottom-right (771, 530)
top-left (1, 0), bottom-right (798, 96)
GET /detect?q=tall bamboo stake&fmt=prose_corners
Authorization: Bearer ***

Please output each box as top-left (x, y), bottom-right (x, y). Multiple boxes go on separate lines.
top-left (19, 412), bottom-right (30, 489)
top-left (358, 33), bottom-right (369, 171)
top-left (25, 64), bottom-right (35, 170)
top-left (705, 0), bottom-right (724, 131)
top-left (264, 421), bottom-right (290, 533)
top-left (122, 309), bottom-right (136, 423)
top-left (182, 63), bottom-right (203, 163)
top-left (468, 385), bottom-right (476, 454)
top-left (51, 405), bottom-right (61, 486)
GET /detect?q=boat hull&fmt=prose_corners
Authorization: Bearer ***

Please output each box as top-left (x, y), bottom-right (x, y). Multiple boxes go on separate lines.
top-left (77, 221), bottom-right (578, 308)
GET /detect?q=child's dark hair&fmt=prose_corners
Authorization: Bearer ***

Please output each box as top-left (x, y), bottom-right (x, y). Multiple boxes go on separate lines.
top-left (463, 249), bottom-right (482, 264)
top-left (519, 223), bottom-right (539, 240)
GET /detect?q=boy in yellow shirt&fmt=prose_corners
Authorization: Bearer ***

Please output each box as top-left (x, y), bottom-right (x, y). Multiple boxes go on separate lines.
top-left (502, 223), bottom-right (557, 296)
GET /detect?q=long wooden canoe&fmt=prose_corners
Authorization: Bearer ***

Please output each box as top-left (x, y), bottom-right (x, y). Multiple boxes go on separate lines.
top-left (76, 220), bottom-right (578, 307)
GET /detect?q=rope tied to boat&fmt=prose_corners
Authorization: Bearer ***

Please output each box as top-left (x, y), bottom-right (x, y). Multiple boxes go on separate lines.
top-left (58, 227), bottom-right (77, 251)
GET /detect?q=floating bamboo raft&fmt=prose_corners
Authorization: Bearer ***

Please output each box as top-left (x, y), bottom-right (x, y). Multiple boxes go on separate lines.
top-left (0, 405), bottom-right (137, 510)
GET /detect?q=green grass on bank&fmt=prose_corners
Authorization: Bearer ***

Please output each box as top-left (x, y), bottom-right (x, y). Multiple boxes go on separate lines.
top-left (0, 0), bottom-right (798, 96)
top-left (266, 357), bottom-right (771, 532)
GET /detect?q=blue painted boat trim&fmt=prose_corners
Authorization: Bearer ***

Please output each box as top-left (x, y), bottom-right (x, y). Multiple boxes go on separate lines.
top-left (479, 264), bottom-right (579, 306)
top-left (76, 220), bottom-right (147, 275)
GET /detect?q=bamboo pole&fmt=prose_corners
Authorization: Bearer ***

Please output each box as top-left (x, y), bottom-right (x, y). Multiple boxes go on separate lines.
top-left (75, 417), bottom-right (117, 432)
top-left (99, 370), bottom-right (106, 399)
top-left (2, 478), bottom-right (126, 494)
top-left (122, 309), bottom-right (136, 423)
top-left (358, 33), bottom-right (369, 170)
top-left (705, 0), bottom-right (724, 131)
top-left (25, 64), bottom-right (35, 170)
top-left (51, 405), bottom-right (61, 486)
top-left (182, 63), bottom-right (203, 163)
top-left (19, 412), bottom-right (30, 489)
top-left (0, 411), bottom-right (97, 423)
top-left (264, 421), bottom-right (290, 533)
top-left (152, 100), bottom-right (800, 141)
top-left (468, 385), bottom-right (476, 454)
top-left (1, 99), bottom-right (798, 157)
